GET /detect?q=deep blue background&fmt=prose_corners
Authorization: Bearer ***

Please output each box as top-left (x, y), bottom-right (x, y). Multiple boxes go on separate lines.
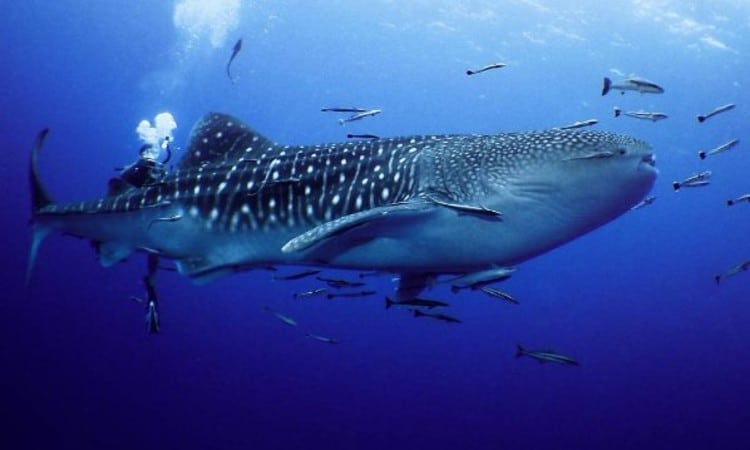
top-left (2, 1), bottom-right (749, 449)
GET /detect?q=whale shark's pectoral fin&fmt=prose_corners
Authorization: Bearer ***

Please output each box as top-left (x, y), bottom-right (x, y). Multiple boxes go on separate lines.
top-left (281, 202), bottom-right (433, 254)
top-left (96, 241), bottom-right (135, 267)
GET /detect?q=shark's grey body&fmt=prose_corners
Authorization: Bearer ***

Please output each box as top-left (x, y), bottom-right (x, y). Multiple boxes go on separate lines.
top-left (29, 112), bottom-right (657, 287)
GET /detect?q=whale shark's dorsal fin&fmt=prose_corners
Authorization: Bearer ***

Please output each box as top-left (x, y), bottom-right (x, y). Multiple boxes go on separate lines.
top-left (179, 112), bottom-right (275, 169)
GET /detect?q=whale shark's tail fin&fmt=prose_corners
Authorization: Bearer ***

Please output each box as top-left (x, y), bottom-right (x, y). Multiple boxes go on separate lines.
top-left (602, 77), bottom-right (612, 96)
top-left (27, 128), bottom-right (55, 286)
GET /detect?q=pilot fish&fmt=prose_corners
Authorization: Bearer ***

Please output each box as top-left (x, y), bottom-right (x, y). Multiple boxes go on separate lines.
top-left (27, 113), bottom-right (657, 299)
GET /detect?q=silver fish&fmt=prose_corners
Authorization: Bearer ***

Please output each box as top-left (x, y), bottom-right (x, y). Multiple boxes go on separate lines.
top-left (448, 267), bottom-right (517, 292)
top-left (630, 195), bottom-right (656, 210)
top-left (338, 109), bottom-right (381, 125)
top-left (293, 288), bottom-right (327, 299)
top-left (602, 77), bottom-right (664, 95)
top-left (714, 260), bottom-right (750, 284)
top-left (698, 138), bottom-right (739, 160)
top-left (413, 309), bottom-right (461, 323)
top-left (673, 171), bottom-right (711, 191)
top-left (27, 114), bottom-right (657, 304)
top-left (262, 306), bottom-right (297, 327)
top-left (305, 333), bottom-right (339, 344)
top-left (614, 107), bottom-right (667, 122)
top-left (727, 194), bottom-right (750, 206)
top-left (466, 62), bottom-right (507, 76)
top-left (557, 119), bottom-right (598, 130)
top-left (516, 344), bottom-right (578, 366)
top-left (480, 287), bottom-right (519, 304)
top-left (697, 103), bottom-right (735, 123)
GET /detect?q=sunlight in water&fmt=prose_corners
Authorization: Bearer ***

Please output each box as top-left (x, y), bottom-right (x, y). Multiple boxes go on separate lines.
top-left (173, 0), bottom-right (241, 48)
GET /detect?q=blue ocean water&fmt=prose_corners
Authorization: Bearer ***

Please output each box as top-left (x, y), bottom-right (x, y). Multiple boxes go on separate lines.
top-left (2, 1), bottom-right (749, 449)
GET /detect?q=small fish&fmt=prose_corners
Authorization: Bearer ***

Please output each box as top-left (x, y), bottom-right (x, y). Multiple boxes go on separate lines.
top-left (516, 344), bottom-right (578, 366)
top-left (226, 38), bottom-right (243, 84)
top-left (316, 276), bottom-right (366, 288)
top-left (698, 138), bottom-right (739, 160)
top-left (129, 295), bottom-right (144, 304)
top-left (602, 77), bottom-right (664, 95)
top-left (466, 62), bottom-right (506, 76)
top-left (147, 213), bottom-right (183, 230)
top-left (326, 290), bottom-right (376, 299)
top-left (448, 267), bottom-right (517, 292)
top-left (413, 309), bottom-right (461, 323)
top-left (321, 107), bottom-right (369, 113)
top-left (347, 134), bottom-right (380, 140)
top-left (630, 195), bottom-right (656, 210)
top-left (145, 300), bottom-right (160, 334)
top-left (262, 306), bottom-right (298, 327)
top-left (305, 333), bottom-right (339, 344)
top-left (714, 260), bottom-right (750, 284)
top-left (385, 296), bottom-right (449, 309)
top-left (673, 171), bottom-right (711, 191)
top-left (697, 103), bottom-right (735, 123)
top-left (727, 194), bottom-right (750, 206)
top-left (614, 107), bottom-right (668, 122)
top-left (338, 109), bottom-right (381, 125)
top-left (479, 287), bottom-right (519, 304)
top-left (293, 288), bottom-right (327, 299)
top-left (557, 119), bottom-right (598, 130)
top-left (426, 195), bottom-right (502, 219)
top-left (273, 269), bottom-right (322, 281)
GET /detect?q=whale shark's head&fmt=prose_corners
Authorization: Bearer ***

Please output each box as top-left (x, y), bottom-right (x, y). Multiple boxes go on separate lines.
top-left (424, 129), bottom-right (657, 265)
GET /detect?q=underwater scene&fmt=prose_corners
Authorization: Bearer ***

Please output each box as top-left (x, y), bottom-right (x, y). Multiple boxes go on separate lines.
top-left (2, 1), bottom-right (749, 449)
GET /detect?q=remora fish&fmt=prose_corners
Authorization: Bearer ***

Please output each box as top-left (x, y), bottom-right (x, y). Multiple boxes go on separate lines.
top-left (630, 195), bottom-right (656, 210)
top-left (413, 310), bottom-right (461, 323)
top-left (614, 107), bottom-right (668, 122)
top-left (262, 306), bottom-right (297, 327)
top-left (714, 260), bottom-right (750, 284)
top-left (466, 62), bottom-right (506, 76)
top-left (226, 38), bottom-right (242, 84)
top-left (272, 269), bottom-right (321, 281)
top-left (557, 119), bottom-right (598, 130)
top-left (479, 287), bottom-right (519, 304)
top-left (516, 344), bottom-right (578, 366)
top-left (698, 138), bottom-right (739, 160)
top-left (305, 333), bottom-right (339, 344)
top-left (385, 296), bottom-right (449, 309)
top-left (672, 171), bottom-right (711, 191)
top-left (727, 193), bottom-right (750, 206)
top-left (602, 77), bottom-right (664, 95)
top-left (27, 113), bottom-right (657, 300)
top-left (293, 288), bottom-right (327, 299)
top-left (338, 109), bottom-right (381, 125)
top-left (697, 103), bottom-right (735, 123)
top-left (321, 107), bottom-right (369, 113)
top-left (447, 266), bottom-right (517, 292)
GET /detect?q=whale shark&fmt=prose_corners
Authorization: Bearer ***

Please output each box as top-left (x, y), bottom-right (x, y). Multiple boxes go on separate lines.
top-left (28, 112), bottom-right (657, 295)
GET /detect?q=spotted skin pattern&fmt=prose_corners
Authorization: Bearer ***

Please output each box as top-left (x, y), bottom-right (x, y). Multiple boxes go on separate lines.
top-left (32, 112), bottom-right (656, 279)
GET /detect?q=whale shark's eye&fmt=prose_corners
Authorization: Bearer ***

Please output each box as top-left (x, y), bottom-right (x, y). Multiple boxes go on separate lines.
top-left (618, 147), bottom-right (627, 155)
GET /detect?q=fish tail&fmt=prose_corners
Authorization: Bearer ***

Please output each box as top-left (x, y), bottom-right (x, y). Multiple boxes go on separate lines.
top-left (466, 70), bottom-right (475, 76)
top-left (516, 344), bottom-right (525, 358)
top-left (385, 296), bottom-right (393, 309)
top-left (27, 128), bottom-right (55, 286)
top-left (697, 115), bottom-right (706, 123)
top-left (714, 275), bottom-right (721, 285)
top-left (613, 107), bottom-right (621, 117)
top-left (727, 199), bottom-right (734, 206)
top-left (698, 151), bottom-right (706, 160)
top-left (601, 77), bottom-right (611, 96)
top-left (672, 182), bottom-right (681, 191)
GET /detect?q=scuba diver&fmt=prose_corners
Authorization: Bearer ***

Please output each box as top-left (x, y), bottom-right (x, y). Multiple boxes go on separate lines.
top-left (110, 137), bottom-right (173, 194)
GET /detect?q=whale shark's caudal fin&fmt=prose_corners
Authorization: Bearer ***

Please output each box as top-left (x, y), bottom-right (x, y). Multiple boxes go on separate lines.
top-left (27, 128), bottom-right (55, 286)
